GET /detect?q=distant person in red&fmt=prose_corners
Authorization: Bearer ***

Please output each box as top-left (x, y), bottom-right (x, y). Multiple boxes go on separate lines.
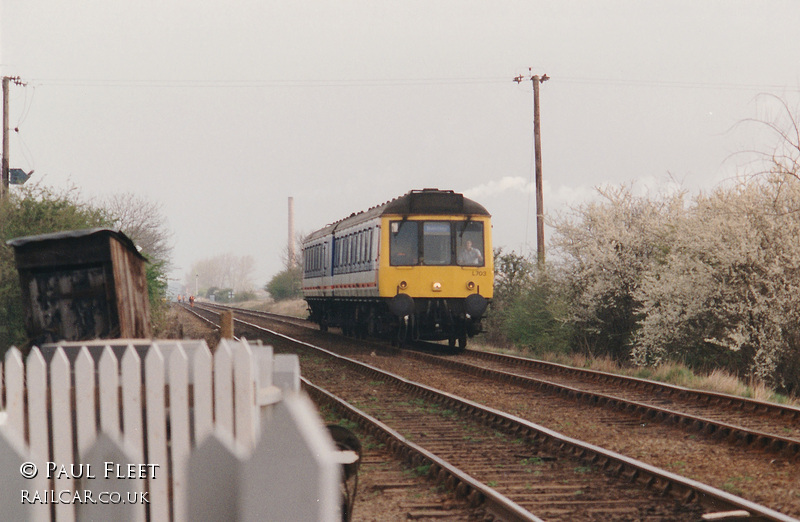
top-left (189, 295), bottom-right (195, 306)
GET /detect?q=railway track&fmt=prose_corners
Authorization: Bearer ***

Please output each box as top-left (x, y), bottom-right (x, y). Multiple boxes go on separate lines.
top-left (407, 349), bottom-right (800, 457)
top-left (196, 302), bottom-right (800, 459)
top-left (180, 303), bottom-right (797, 520)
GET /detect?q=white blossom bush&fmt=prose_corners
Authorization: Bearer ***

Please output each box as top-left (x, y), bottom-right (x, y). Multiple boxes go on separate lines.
top-left (547, 96), bottom-right (800, 392)
top-left (551, 184), bottom-right (686, 361)
top-left (632, 174), bottom-right (800, 391)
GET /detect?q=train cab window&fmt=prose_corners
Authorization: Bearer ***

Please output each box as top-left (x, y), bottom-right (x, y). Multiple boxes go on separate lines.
top-left (456, 221), bottom-right (485, 266)
top-left (390, 221), bottom-right (418, 265)
top-left (422, 221), bottom-right (452, 265)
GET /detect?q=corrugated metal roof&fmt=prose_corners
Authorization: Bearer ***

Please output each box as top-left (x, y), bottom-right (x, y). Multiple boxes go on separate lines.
top-left (6, 228), bottom-right (147, 261)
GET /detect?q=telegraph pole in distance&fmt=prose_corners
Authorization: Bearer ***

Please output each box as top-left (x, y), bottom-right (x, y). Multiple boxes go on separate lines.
top-left (514, 69), bottom-right (549, 268)
top-left (2, 76), bottom-right (26, 199)
top-left (2, 76), bottom-right (10, 200)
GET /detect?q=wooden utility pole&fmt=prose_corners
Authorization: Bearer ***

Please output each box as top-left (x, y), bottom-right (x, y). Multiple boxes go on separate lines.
top-left (2, 76), bottom-right (26, 199)
top-left (514, 70), bottom-right (549, 268)
top-left (2, 76), bottom-right (9, 199)
top-left (288, 196), bottom-right (296, 268)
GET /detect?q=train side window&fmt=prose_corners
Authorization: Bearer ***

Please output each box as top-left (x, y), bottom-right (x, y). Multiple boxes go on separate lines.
top-left (346, 235), bottom-right (352, 268)
top-left (373, 227), bottom-right (379, 263)
top-left (366, 229), bottom-right (371, 263)
top-left (358, 230), bottom-right (367, 269)
top-left (456, 221), bottom-right (485, 266)
top-left (390, 221), bottom-right (419, 266)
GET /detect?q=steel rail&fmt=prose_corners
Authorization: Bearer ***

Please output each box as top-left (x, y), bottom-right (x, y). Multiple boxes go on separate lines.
top-left (194, 303), bottom-right (800, 455)
top-left (463, 349), bottom-right (800, 421)
top-left (405, 349), bottom-right (800, 458)
top-left (304, 379), bottom-right (544, 522)
top-left (224, 314), bottom-right (797, 522)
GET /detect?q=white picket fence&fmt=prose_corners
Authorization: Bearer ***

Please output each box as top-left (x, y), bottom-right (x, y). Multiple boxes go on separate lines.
top-left (0, 338), bottom-right (342, 522)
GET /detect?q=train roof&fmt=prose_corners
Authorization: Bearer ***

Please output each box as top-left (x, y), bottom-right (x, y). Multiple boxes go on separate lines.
top-left (305, 188), bottom-right (490, 241)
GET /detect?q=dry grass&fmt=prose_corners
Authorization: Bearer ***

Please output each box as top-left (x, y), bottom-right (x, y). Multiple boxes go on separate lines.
top-left (471, 340), bottom-right (800, 408)
top-left (236, 297), bottom-right (308, 318)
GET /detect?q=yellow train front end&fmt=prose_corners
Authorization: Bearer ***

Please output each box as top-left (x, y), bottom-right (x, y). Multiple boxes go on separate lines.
top-left (377, 212), bottom-right (493, 348)
top-left (302, 188), bottom-right (493, 349)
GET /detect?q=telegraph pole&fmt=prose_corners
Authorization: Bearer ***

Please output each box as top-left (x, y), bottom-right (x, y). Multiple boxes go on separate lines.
top-left (288, 196), bottom-right (296, 268)
top-left (2, 76), bottom-right (26, 199)
top-left (514, 69), bottom-right (549, 268)
top-left (2, 76), bottom-right (9, 199)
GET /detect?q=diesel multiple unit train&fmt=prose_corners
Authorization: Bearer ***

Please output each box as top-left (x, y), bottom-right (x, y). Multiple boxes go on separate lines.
top-left (301, 188), bottom-right (493, 348)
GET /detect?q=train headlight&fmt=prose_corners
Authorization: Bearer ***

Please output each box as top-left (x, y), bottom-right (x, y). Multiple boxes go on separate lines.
top-left (399, 281), bottom-right (408, 290)
top-left (466, 281), bottom-right (476, 291)
top-left (432, 282), bottom-right (442, 292)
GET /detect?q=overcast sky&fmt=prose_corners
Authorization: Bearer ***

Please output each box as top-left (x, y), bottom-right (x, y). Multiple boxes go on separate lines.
top-left (2, 1), bottom-right (799, 290)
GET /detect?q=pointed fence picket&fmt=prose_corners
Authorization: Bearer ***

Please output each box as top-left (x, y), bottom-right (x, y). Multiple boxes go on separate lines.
top-left (50, 349), bottom-right (75, 522)
top-left (0, 338), bottom-right (340, 521)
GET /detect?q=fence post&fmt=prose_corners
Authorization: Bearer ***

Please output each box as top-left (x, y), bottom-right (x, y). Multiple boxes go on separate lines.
top-left (51, 347), bottom-right (76, 522)
top-left (99, 346), bottom-right (121, 439)
top-left (233, 340), bottom-right (255, 450)
top-left (191, 342), bottom-right (214, 446)
top-left (214, 340), bottom-right (234, 437)
top-left (0, 423), bottom-right (48, 522)
top-left (251, 344), bottom-right (280, 439)
top-left (75, 347), bottom-right (97, 454)
top-left (77, 433), bottom-right (146, 522)
top-left (220, 311), bottom-right (234, 339)
top-left (186, 430), bottom-right (246, 522)
top-left (26, 349), bottom-right (49, 476)
top-left (4, 348), bottom-right (24, 438)
top-left (144, 345), bottom-right (169, 521)
top-left (240, 393), bottom-right (340, 522)
top-left (168, 345), bottom-right (190, 522)
top-left (273, 354), bottom-right (301, 392)
top-left (121, 345), bottom-right (144, 461)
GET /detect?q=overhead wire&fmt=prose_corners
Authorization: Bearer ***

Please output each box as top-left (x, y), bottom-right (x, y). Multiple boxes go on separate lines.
top-left (24, 77), bottom-right (508, 88)
top-left (23, 75), bottom-right (799, 92)
top-left (9, 83), bottom-right (37, 173)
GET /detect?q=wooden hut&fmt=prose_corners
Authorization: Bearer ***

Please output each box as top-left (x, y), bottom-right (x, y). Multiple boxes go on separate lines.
top-left (7, 228), bottom-right (151, 345)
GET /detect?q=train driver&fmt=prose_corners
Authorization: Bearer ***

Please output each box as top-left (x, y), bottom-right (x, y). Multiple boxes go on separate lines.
top-left (458, 239), bottom-right (484, 266)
